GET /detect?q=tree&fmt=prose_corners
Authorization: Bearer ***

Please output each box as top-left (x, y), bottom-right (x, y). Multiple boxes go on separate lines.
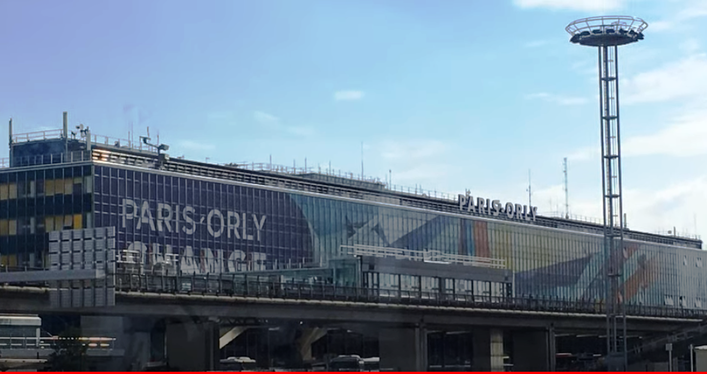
top-left (45, 327), bottom-right (87, 372)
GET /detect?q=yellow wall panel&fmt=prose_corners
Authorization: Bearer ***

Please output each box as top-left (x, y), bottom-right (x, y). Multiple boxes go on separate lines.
top-left (73, 214), bottom-right (82, 229)
top-left (45, 180), bottom-right (55, 196)
top-left (45, 216), bottom-right (55, 232)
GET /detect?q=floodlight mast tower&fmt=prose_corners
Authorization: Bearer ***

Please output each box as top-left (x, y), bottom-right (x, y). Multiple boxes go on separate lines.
top-left (565, 16), bottom-right (647, 371)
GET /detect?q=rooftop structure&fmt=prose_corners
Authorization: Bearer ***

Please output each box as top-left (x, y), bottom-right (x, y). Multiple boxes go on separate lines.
top-left (3, 121), bottom-right (700, 249)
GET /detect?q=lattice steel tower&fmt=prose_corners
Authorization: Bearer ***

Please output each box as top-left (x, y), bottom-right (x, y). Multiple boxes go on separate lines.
top-left (565, 16), bottom-right (647, 371)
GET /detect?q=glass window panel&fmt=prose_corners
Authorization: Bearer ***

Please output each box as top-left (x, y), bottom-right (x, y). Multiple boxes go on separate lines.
top-left (0, 220), bottom-right (8, 236)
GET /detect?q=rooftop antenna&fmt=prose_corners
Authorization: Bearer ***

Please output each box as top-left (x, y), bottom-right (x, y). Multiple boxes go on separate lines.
top-left (361, 141), bottom-right (364, 178)
top-left (564, 157), bottom-right (569, 219)
top-left (8, 118), bottom-right (13, 167)
top-left (63, 112), bottom-right (69, 155)
top-left (526, 169), bottom-right (532, 207)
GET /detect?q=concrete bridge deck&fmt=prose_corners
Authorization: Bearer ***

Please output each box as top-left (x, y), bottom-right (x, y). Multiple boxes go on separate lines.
top-left (0, 285), bottom-right (699, 334)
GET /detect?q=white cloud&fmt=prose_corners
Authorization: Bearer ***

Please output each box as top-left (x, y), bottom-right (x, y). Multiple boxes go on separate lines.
top-left (525, 92), bottom-right (588, 106)
top-left (649, 21), bottom-right (673, 32)
top-left (567, 146), bottom-right (597, 162)
top-left (532, 177), bottom-right (707, 240)
top-left (253, 111), bottom-right (279, 124)
top-left (623, 109), bottom-right (707, 157)
top-left (681, 39), bottom-right (701, 54)
top-left (568, 106), bottom-right (707, 160)
top-left (649, 0), bottom-right (707, 32)
top-left (177, 140), bottom-right (215, 151)
top-left (513, 0), bottom-right (626, 11)
top-left (333, 90), bottom-right (365, 101)
top-left (623, 54), bottom-right (707, 104)
top-left (376, 140), bottom-right (454, 190)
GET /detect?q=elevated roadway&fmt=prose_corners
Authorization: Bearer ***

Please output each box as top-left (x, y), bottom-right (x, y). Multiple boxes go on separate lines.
top-left (0, 285), bottom-right (699, 334)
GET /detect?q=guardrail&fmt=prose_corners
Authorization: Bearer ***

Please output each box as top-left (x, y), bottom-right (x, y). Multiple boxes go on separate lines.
top-left (112, 272), bottom-right (707, 320)
top-left (11, 129), bottom-right (159, 154)
top-left (11, 129), bottom-right (63, 143)
top-left (0, 151), bottom-right (91, 170)
top-left (0, 336), bottom-right (117, 350)
top-left (340, 245), bottom-right (506, 269)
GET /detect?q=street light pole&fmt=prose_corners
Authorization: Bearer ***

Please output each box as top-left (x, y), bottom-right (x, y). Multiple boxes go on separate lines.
top-left (667, 343), bottom-right (673, 372)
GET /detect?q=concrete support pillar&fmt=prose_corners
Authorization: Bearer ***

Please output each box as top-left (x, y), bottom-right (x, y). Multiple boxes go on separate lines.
top-left (297, 327), bottom-right (327, 362)
top-left (512, 328), bottom-right (555, 372)
top-left (472, 328), bottom-right (504, 372)
top-left (379, 325), bottom-right (427, 371)
top-left (166, 320), bottom-right (219, 371)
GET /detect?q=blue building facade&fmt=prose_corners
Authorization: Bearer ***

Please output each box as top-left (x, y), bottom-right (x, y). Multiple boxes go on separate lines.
top-left (0, 136), bottom-right (704, 311)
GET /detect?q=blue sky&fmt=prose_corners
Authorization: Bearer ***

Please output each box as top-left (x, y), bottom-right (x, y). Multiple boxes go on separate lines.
top-left (2, 0), bottom-right (707, 240)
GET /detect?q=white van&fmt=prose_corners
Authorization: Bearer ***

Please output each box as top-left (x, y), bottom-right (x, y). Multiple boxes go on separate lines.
top-left (219, 356), bottom-right (258, 372)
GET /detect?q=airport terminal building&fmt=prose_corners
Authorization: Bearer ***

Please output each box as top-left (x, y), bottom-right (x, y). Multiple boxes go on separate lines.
top-left (1, 118), bottom-right (704, 313)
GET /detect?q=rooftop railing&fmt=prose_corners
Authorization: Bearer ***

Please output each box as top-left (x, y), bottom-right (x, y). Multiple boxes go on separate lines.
top-left (112, 272), bottom-right (707, 320)
top-left (653, 229), bottom-right (701, 241)
top-left (340, 244), bottom-right (507, 269)
top-left (11, 129), bottom-right (159, 153)
top-left (542, 211), bottom-right (604, 226)
top-left (11, 129), bottom-right (63, 143)
top-left (228, 162), bottom-right (384, 186)
top-left (566, 15), bottom-right (648, 37)
top-left (0, 151), bottom-right (91, 170)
